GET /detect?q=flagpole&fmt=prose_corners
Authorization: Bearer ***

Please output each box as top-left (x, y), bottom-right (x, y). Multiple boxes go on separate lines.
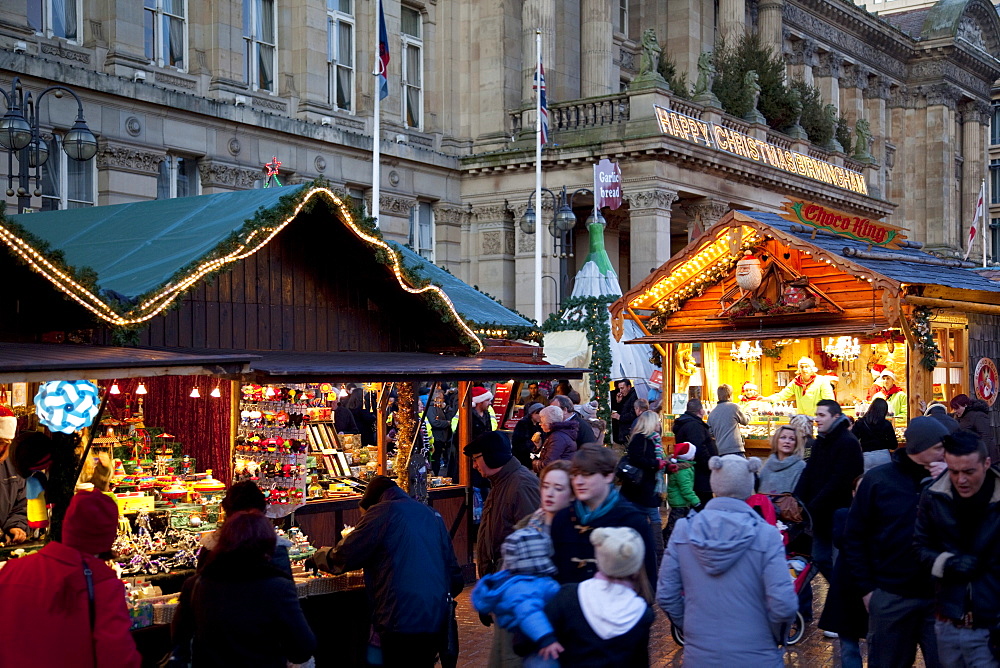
top-left (984, 178), bottom-right (989, 267)
top-left (534, 29), bottom-right (543, 324)
top-left (372, 3), bottom-right (382, 228)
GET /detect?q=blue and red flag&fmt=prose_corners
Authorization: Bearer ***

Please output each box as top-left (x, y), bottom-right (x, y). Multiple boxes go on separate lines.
top-left (377, 0), bottom-right (390, 100)
top-left (533, 61), bottom-right (549, 145)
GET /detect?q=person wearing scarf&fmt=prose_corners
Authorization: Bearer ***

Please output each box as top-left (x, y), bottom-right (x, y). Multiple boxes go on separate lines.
top-left (549, 445), bottom-right (658, 588)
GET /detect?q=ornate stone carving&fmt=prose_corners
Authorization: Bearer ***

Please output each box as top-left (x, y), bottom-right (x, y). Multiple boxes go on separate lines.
top-left (472, 204), bottom-right (513, 223)
top-left (681, 199), bottom-right (730, 236)
top-left (517, 229), bottom-right (535, 253)
top-left (884, 143), bottom-right (896, 169)
top-left (335, 116), bottom-right (365, 130)
top-left (380, 194), bottom-right (417, 214)
top-left (482, 231), bottom-right (502, 255)
top-left (252, 97), bottom-right (287, 112)
top-left (782, 4), bottom-right (908, 79)
top-left (924, 83), bottom-right (960, 110)
top-left (814, 52), bottom-right (843, 79)
top-left (957, 17), bottom-right (988, 53)
top-left (619, 48), bottom-right (635, 73)
top-left (388, 170), bottom-right (400, 186)
top-left (155, 72), bottom-right (197, 89)
top-left (863, 77), bottom-right (892, 100)
top-left (125, 116), bottom-right (142, 137)
top-left (228, 138), bottom-right (241, 156)
top-left (626, 190), bottom-right (679, 211)
top-left (432, 204), bottom-right (468, 226)
top-left (960, 99), bottom-right (992, 125)
top-left (198, 161), bottom-right (261, 189)
top-left (96, 143), bottom-right (165, 175)
top-left (314, 155), bottom-right (327, 172)
top-left (40, 43), bottom-right (90, 63)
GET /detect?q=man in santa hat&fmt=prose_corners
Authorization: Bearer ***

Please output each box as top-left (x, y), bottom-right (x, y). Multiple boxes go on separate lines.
top-left (0, 407), bottom-right (27, 545)
top-left (450, 385), bottom-right (498, 441)
top-left (870, 369), bottom-right (908, 418)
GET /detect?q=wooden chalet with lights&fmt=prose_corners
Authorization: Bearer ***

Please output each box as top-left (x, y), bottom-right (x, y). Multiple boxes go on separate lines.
top-left (612, 202), bottom-right (1000, 453)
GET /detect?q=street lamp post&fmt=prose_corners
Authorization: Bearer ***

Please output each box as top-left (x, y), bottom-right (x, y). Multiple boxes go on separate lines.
top-left (1, 77), bottom-right (98, 214)
top-left (519, 185), bottom-right (604, 308)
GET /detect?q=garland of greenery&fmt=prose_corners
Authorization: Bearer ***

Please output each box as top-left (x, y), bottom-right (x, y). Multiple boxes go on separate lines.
top-left (0, 204), bottom-right (101, 294)
top-left (542, 294), bottom-right (617, 441)
top-left (910, 306), bottom-right (940, 371)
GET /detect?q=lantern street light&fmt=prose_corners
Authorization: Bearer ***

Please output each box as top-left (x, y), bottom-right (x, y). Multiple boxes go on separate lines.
top-left (519, 185), bottom-right (604, 306)
top-left (1, 77), bottom-right (98, 213)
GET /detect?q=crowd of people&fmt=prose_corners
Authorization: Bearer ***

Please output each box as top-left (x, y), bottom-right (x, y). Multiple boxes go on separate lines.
top-left (3, 374), bottom-right (999, 668)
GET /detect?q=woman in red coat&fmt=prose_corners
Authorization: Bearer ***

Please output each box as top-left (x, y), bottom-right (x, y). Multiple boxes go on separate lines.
top-left (0, 489), bottom-right (140, 668)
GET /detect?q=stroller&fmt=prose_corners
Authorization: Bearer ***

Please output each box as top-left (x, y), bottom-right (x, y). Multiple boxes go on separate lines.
top-left (668, 493), bottom-right (817, 647)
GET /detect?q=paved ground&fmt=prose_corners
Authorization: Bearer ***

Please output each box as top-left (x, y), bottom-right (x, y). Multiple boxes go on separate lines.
top-left (453, 576), bottom-right (930, 667)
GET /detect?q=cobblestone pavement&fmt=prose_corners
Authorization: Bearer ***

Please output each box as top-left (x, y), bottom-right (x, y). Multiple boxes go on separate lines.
top-left (454, 576), bottom-right (930, 667)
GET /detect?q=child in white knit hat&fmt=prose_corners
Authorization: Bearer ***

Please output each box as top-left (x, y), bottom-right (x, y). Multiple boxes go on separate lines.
top-left (543, 526), bottom-right (654, 664)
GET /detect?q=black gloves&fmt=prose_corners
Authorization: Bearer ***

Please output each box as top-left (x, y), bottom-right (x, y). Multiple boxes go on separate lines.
top-left (944, 554), bottom-right (980, 581)
top-left (479, 612), bottom-right (494, 627)
top-left (303, 557), bottom-right (317, 573)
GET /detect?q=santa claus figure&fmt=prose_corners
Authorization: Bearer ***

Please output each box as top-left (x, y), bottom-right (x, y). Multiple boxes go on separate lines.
top-left (735, 252), bottom-right (762, 292)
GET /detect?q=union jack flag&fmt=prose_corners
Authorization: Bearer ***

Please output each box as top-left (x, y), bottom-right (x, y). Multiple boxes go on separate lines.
top-left (376, 0), bottom-right (390, 100)
top-left (533, 61), bottom-right (549, 145)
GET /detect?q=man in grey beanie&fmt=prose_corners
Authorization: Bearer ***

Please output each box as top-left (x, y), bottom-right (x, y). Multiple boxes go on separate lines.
top-left (840, 416), bottom-right (949, 667)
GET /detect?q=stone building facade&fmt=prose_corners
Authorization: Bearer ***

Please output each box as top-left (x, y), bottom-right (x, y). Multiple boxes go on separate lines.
top-left (2, 0), bottom-right (999, 320)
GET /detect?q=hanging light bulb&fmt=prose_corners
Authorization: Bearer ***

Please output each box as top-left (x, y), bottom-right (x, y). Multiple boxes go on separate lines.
top-left (135, 383), bottom-right (147, 395)
top-left (190, 387), bottom-right (201, 398)
top-left (210, 385), bottom-right (222, 398)
top-left (264, 386), bottom-right (276, 398)
top-left (109, 381), bottom-right (121, 395)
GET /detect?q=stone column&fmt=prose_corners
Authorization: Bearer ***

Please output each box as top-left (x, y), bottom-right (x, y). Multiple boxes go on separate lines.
top-left (681, 199), bottom-right (730, 241)
top-left (580, 0), bottom-right (614, 98)
top-left (285, 0), bottom-right (332, 119)
top-left (627, 190), bottom-right (678, 283)
top-left (95, 143), bottom-right (165, 205)
top-left (962, 100), bottom-right (990, 256)
top-left (476, 214), bottom-right (518, 307)
top-left (522, 0), bottom-right (556, 105)
top-left (718, 0), bottom-right (746, 46)
top-left (814, 52), bottom-right (842, 113)
top-left (864, 78), bottom-right (891, 197)
top-left (432, 203), bottom-right (469, 274)
top-left (513, 199), bottom-right (560, 318)
top-left (758, 0), bottom-right (784, 55)
top-left (839, 64), bottom-right (868, 125)
top-left (922, 85), bottom-right (959, 252)
top-left (785, 38), bottom-right (817, 85)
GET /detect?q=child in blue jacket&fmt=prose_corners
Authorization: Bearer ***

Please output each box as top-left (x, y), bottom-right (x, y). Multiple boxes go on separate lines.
top-left (471, 528), bottom-right (563, 666)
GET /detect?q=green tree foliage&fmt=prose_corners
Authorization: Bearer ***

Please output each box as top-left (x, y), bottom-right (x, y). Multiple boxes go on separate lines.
top-left (789, 79), bottom-right (832, 145)
top-left (712, 32), bottom-right (798, 130)
top-left (836, 116), bottom-right (852, 154)
top-left (657, 53), bottom-right (691, 99)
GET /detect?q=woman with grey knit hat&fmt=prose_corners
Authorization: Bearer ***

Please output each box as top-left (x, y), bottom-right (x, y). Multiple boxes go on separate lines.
top-left (544, 526), bottom-right (654, 666)
top-left (658, 455), bottom-right (798, 667)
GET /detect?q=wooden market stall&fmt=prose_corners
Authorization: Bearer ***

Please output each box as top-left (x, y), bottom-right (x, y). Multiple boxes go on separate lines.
top-left (0, 183), bottom-right (584, 665)
top-left (611, 200), bottom-right (1000, 455)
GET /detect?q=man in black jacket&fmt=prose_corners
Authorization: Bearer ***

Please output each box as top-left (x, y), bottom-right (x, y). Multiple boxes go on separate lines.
top-left (843, 416), bottom-right (949, 667)
top-left (914, 430), bottom-right (1000, 667)
top-left (794, 399), bottom-right (863, 581)
top-left (311, 476), bottom-right (464, 667)
top-left (672, 399), bottom-right (718, 504)
top-left (611, 379), bottom-right (639, 444)
top-left (511, 403), bottom-right (544, 468)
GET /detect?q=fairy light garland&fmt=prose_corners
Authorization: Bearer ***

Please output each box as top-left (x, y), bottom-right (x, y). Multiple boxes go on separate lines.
top-left (0, 186), bottom-right (484, 354)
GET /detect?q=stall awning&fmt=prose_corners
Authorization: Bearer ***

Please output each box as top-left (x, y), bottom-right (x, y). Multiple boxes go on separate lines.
top-left (0, 342), bottom-right (257, 383)
top-left (235, 350), bottom-right (588, 382)
top-left (629, 322), bottom-right (884, 344)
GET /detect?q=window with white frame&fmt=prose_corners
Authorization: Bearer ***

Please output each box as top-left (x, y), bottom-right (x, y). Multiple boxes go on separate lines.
top-left (992, 102), bottom-right (1000, 146)
top-left (327, 0), bottom-right (355, 112)
top-left (401, 7), bottom-right (423, 130)
top-left (409, 201), bottom-right (434, 261)
top-left (27, 0), bottom-right (81, 42)
top-left (618, 0), bottom-right (628, 35)
top-left (992, 159), bottom-right (1000, 205)
top-left (39, 135), bottom-right (95, 211)
top-left (156, 156), bottom-right (200, 199)
top-left (347, 186), bottom-right (368, 218)
top-left (144, 0), bottom-right (188, 70)
top-left (244, 0), bottom-right (277, 93)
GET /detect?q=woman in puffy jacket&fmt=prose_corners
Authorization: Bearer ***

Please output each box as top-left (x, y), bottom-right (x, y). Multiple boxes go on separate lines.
top-left (951, 394), bottom-right (998, 462)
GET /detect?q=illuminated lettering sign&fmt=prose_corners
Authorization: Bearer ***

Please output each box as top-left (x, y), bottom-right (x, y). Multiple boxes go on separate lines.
top-left (779, 198), bottom-right (907, 248)
top-left (654, 105), bottom-right (869, 196)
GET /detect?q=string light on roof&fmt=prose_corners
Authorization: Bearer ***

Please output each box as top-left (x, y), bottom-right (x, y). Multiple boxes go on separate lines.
top-left (0, 187), bottom-right (484, 354)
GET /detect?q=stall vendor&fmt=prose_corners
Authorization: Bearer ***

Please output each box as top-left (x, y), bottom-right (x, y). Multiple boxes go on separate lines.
top-left (768, 357), bottom-right (834, 416)
top-left (0, 409), bottom-right (27, 545)
top-left (869, 369), bottom-right (907, 418)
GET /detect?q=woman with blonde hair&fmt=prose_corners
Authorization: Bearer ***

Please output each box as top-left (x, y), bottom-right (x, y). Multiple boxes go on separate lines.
top-left (757, 425), bottom-right (806, 494)
top-left (620, 410), bottom-right (666, 562)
